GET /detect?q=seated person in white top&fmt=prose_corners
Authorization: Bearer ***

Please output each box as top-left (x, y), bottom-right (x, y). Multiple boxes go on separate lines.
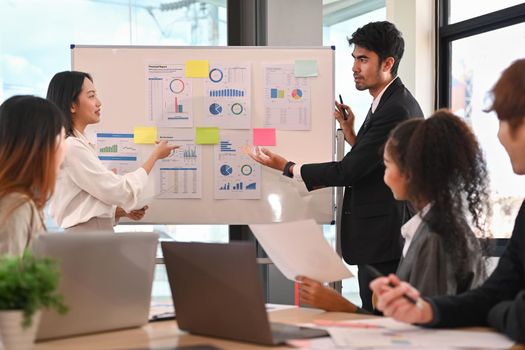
top-left (297, 111), bottom-right (488, 313)
top-left (0, 95), bottom-right (67, 255)
top-left (46, 71), bottom-right (178, 232)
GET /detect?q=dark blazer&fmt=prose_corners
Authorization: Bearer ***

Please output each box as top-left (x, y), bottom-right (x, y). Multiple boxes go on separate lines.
top-left (301, 78), bottom-right (423, 265)
top-left (396, 211), bottom-right (485, 297)
top-left (429, 200), bottom-right (525, 344)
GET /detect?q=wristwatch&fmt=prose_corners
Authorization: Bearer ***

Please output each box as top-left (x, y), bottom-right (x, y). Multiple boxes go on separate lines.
top-left (282, 161), bottom-right (296, 178)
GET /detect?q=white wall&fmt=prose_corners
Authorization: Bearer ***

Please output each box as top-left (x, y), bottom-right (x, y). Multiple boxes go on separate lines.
top-left (387, 0), bottom-right (435, 115)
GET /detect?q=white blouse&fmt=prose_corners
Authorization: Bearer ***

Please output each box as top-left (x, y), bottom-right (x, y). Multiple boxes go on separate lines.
top-left (401, 203), bottom-right (431, 257)
top-left (49, 130), bottom-right (148, 229)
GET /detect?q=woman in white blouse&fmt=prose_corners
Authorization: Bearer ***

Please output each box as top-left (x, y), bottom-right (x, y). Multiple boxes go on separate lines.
top-left (46, 71), bottom-right (178, 232)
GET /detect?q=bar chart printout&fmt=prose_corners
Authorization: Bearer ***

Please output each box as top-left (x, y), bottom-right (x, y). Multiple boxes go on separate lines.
top-left (214, 130), bottom-right (261, 199)
top-left (264, 64), bottom-right (311, 130)
top-left (146, 63), bottom-right (193, 127)
top-left (204, 63), bottom-right (251, 129)
top-left (96, 133), bottom-right (139, 175)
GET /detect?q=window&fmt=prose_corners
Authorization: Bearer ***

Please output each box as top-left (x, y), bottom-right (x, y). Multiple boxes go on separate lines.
top-left (1, 0), bottom-right (227, 304)
top-left (0, 0), bottom-right (226, 100)
top-left (438, 2), bottom-right (525, 238)
top-left (448, 0), bottom-right (524, 24)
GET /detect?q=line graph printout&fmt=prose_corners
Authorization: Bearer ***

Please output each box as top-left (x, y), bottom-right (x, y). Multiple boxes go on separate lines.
top-left (214, 131), bottom-right (261, 199)
top-left (146, 63), bottom-right (193, 127)
top-left (204, 63), bottom-right (251, 129)
top-left (264, 64), bottom-right (311, 130)
top-left (96, 133), bottom-right (139, 175)
top-left (157, 128), bottom-right (202, 199)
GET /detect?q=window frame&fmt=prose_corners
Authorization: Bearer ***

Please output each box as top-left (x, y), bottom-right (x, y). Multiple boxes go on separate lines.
top-left (436, 2), bottom-right (525, 108)
top-left (436, 1), bottom-right (525, 255)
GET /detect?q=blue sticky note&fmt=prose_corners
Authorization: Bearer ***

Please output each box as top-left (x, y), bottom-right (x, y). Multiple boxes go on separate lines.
top-left (294, 60), bottom-right (318, 77)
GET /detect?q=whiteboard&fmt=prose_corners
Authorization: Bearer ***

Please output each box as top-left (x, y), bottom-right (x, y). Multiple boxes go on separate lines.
top-left (72, 46), bottom-right (335, 224)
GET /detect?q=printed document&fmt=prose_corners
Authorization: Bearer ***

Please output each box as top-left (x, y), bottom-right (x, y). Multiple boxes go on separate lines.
top-left (250, 219), bottom-right (352, 282)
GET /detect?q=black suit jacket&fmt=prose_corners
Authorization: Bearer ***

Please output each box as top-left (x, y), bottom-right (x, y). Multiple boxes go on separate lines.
top-left (301, 78), bottom-right (423, 265)
top-left (429, 200), bottom-right (525, 344)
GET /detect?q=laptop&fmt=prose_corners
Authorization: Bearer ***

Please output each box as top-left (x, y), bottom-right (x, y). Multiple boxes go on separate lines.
top-left (161, 241), bottom-right (329, 345)
top-left (32, 231), bottom-right (159, 340)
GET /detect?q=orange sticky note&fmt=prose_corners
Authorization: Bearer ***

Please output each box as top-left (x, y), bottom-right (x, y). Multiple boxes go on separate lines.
top-left (253, 128), bottom-right (276, 146)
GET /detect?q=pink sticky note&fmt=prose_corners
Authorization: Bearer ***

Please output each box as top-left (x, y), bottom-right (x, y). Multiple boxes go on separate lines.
top-left (253, 128), bottom-right (276, 146)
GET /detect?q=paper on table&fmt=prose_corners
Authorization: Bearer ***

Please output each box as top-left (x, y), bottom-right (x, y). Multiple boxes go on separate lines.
top-left (287, 337), bottom-right (338, 349)
top-left (249, 219), bottom-right (352, 283)
top-left (326, 317), bottom-right (515, 349)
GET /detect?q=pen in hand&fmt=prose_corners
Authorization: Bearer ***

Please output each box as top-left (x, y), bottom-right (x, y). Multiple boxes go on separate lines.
top-left (364, 264), bottom-right (423, 309)
top-left (338, 94), bottom-right (348, 121)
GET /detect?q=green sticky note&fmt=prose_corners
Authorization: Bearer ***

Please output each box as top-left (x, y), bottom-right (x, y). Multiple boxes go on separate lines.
top-left (196, 127), bottom-right (219, 144)
top-left (294, 60), bottom-right (318, 77)
top-left (134, 126), bottom-right (157, 144)
top-left (186, 60), bottom-right (209, 78)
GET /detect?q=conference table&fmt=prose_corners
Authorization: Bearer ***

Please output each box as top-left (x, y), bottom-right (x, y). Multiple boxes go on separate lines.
top-left (34, 307), bottom-right (524, 350)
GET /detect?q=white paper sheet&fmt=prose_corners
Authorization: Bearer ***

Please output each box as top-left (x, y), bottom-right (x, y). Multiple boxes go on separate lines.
top-left (214, 130), bottom-right (261, 199)
top-left (204, 63), bottom-right (251, 129)
top-left (156, 128), bottom-right (202, 199)
top-left (145, 63), bottom-right (193, 127)
top-left (326, 317), bottom-right (515, 349)
top-left (249, 219), bottom-right (353, 283)
top-left (96, 132), bottom-right (139, 175)
top-left (263, 64), bottom-right (311, 130)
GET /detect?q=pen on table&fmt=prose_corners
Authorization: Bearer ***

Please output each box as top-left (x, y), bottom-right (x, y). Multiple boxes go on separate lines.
top-left (364, 264), bottom-right (423, 309)
top-left (338, 94), bottom-right (348, 120)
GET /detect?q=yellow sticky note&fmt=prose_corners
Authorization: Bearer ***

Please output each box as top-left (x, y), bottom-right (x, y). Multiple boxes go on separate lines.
top-left (196, 127), bottom-right (219, 144)
top-left (134, 126), bottom-right (157, 144)
top-left (186, 60), bottom-right (209, 78)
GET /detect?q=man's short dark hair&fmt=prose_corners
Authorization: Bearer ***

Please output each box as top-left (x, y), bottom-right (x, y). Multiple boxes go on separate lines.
top-left (348, 21), bottom-right (404, 76)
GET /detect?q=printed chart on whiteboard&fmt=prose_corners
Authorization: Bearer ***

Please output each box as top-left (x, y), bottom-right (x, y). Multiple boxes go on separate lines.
top-left (214, 131), bottom-right (261, 199)
top-left (96, 133), bottom-right (139, 175)
top-left (264, 64), bottom-right (311, 130)
top-left (146, 63), bottom-right (193, 127)
top-left (157, 128), bottom-right (202, 199)
top-left (204, 63), bottom-right (251, 129)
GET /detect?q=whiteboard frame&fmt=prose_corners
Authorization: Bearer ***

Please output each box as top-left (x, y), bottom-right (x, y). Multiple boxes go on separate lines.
top-left (71, 45), bottom-right (336, 225)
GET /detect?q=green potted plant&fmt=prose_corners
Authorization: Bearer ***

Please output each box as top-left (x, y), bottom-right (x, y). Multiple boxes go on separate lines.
top-left (0, 250), bottom-right (67, 350)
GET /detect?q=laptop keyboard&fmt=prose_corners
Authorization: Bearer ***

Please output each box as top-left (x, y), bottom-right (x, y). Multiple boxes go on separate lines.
top-left (270, 322), bottom-right (329, 343)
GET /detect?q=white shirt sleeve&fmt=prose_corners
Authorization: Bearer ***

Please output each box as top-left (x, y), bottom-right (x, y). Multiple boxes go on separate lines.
top-left (64, 139), bottom-right (148, 212)
top-left (292, 163), bottom-right (304, 183)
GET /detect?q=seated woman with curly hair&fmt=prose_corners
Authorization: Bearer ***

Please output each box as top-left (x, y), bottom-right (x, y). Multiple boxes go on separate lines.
top-left (298, 110), bottom-right (489, 313)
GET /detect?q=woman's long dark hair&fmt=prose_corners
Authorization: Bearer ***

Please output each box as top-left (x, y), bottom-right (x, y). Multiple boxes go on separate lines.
top-left (0, 95), bottom-right (65, 215)
top-left (386, 109), bottom-right (490, 278)
top-left (46, 71), bottom-right (92, 137)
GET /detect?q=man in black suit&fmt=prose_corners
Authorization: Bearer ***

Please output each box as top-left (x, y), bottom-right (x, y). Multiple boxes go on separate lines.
top-left (371, 59), bottom-right (525, 345)
top-left (250, 21), bottom-right (423, 311)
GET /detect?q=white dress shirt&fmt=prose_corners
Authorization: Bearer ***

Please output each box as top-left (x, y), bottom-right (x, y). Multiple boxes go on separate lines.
top-left (49, 130), bottom-right (148, 229)
top-left (371, 76), bottom-right (398, 113)
top-left (401, 203), bottom-right (431, 257)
